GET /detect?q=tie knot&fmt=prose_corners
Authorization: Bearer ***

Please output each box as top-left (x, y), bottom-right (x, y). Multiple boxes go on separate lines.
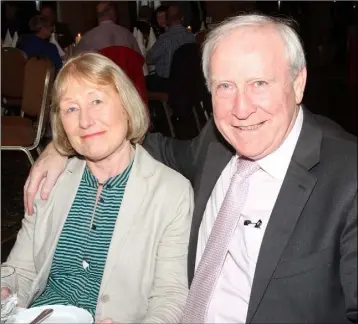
top-left (236, 157), bottom-right (260, 178)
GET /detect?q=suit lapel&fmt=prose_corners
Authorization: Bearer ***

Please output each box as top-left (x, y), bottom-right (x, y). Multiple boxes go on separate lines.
top-left (99, 146), bottom-right (150, 296)
top-left (246, 109), bottom-right (322, 322)
top-left (188, 140), bottom-right (233, 284)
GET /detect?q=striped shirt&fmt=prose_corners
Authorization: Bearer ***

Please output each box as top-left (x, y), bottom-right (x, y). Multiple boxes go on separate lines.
top-left (146, 24), bottom-right (195, 78)
top-left (31, 161), bottom-right (133, 316)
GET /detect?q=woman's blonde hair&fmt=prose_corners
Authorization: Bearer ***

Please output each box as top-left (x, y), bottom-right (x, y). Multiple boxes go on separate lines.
top-left (51, 52), bottom-right (149, 156)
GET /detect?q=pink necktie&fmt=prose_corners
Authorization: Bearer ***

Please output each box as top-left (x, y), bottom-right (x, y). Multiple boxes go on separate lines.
top-left (182, 157), bottom-right (259, 323)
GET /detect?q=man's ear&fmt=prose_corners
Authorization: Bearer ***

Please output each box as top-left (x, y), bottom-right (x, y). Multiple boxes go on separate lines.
top-left (293, 67), bottom-right (307, 105)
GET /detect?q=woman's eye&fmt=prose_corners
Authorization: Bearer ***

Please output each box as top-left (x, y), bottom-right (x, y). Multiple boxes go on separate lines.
top-left (67, 107), bottom-right (77, 113)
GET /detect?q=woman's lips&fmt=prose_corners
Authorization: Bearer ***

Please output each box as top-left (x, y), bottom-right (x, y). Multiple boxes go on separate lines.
top-left (80, 131), bottom-right (106, 139)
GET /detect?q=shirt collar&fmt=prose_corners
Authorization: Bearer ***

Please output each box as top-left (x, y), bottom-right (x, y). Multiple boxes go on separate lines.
top-left (100, 20), bottom-right (115, 25)
top-left (257, 106), bottom-right (304, 180)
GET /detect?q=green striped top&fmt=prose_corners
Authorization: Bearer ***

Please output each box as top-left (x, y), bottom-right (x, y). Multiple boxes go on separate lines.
top-left (31, 161), bottom-right (133, 317)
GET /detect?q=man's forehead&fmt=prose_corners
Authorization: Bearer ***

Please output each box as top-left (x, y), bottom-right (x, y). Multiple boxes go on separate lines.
top-left (216, 24), bottom-right (283, 49)
top-left (211, 27), bottom-right (286, 63)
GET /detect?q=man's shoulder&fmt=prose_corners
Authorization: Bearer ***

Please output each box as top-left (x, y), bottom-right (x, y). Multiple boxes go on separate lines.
top-left (311, 113), bottom-right (357, 176)
top-left (110, 23), bottom-right (133, 36)
top-left (314, 113), bottom-right (357, 149)
top-left (47, 42), bottom-right (58, 52)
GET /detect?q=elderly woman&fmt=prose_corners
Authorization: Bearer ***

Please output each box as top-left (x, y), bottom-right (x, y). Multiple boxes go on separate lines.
top-left (1, 53), bottom-right (193, 323)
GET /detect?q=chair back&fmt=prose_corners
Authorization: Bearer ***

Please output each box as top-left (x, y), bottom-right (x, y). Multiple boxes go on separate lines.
top-left (98, 46), bottom-right (148, 104)
top-left (22, 57), bottom-right (54, 117)
top-left (22, 57), bottom-right (54, 144)
top-left (168, 43), bottom-right (208, 117)
top-left (1, 47), bottom-right (27, 100)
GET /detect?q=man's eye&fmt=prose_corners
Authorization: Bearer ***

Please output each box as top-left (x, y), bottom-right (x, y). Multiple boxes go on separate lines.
top-left (218, 83), bottom-right (232, 90)
top-left (254, 81), bottom-right (267, 87)
top-left (93, 99), bottom-right (102, 105)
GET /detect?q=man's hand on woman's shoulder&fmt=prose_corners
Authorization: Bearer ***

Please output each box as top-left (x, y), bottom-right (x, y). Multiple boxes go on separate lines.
top-left (24, 142), bottom-right (68, 215)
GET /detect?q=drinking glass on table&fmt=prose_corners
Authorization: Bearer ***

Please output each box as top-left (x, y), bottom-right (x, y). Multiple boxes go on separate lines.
top-left (1, 265), bottom-right (18, 323)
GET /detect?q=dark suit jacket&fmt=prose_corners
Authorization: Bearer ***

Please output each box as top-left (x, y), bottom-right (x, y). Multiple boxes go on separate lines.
top-left (54, 21), bottom-right (74, 49)
top-left (133, 20), bottom-right (151, 39)
top-left (143, 108), bottom-right (357, 323)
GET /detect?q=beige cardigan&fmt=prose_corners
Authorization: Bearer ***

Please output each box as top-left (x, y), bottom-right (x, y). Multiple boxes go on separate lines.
top-left (3, 145), bottom-right (194, 323)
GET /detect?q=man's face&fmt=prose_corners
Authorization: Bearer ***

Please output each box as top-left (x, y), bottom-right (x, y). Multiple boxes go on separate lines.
top-left (210, 25), bottom-right (306, 160)
top-left (157, 11), bottom-right (166, 28)
top-left (40, 25), bottom-right (53, 39)
top-left (41, 7), bottom-right (56, 25)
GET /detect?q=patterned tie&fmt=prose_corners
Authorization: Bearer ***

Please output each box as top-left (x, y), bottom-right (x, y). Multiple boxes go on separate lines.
top-left (182, 157), bottom-right (260, 323)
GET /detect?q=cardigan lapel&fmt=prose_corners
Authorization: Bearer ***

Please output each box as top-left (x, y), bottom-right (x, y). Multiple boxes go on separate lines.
top-left (98, 145), bottom-right (153, 296)
top-left (28, 158), bottom-right (86, 305)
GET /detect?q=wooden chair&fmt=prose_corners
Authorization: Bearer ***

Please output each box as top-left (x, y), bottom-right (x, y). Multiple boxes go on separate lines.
top-left (1, 58), bottom-right (55, 165)
top-left (1, 47), bottom-right (27, 112)
top-left (147, 91), bottom-right (175, 137)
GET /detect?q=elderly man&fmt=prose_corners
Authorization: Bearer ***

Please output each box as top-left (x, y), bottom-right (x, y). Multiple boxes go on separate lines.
top-left (24, 14), bottom-right (357, 323)
top-left (74, 2), bottom-right (140, 55)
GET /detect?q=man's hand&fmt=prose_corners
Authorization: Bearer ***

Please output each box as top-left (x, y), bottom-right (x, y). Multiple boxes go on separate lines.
top-left (24, 142), bottom-right (68, 215)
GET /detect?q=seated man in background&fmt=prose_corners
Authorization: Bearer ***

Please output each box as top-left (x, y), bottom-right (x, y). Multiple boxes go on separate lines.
top-left (40, 3), bottom-right (74, 49)
top-left (146, 3), bottom-right (195, 92)
top-left (74, 2), bottom-right (140, 55)
top-left (17, 14), bottom-right (62, 71)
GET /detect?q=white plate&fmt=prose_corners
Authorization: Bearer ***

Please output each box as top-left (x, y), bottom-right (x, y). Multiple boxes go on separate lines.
top-left (6, 305), bottom-right (93, 323)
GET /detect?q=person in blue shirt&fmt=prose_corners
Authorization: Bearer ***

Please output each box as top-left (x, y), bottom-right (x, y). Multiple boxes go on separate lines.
top-left (17, 14), bottom-right (62, 71)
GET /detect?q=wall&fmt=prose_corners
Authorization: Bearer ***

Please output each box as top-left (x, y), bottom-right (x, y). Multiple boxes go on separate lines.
top-left (204, 1), bottom-right (256, 23)
top-left (58, 1), bottom-right (131, 36)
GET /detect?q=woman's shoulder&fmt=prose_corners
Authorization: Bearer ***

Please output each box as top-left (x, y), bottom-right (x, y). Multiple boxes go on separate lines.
top-left (32, 156), bottom-right (85, 210)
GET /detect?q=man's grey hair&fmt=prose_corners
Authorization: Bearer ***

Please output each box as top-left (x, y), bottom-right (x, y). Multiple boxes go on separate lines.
top-left (202, 14), bottom-right (306, 90)
top-left (97, 3), bottom-right (115, 19)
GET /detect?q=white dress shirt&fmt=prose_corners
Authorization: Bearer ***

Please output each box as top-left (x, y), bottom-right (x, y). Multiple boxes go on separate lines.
top-left (195, 107), bottom-right (304, 323)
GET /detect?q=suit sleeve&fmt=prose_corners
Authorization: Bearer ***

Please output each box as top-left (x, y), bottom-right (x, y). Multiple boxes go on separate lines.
top-left (143, 119), bottom-right (214, 182)
top-left (2, 204), bottom-right (39, 306)
top-left (340, 192), bottom-right (357, 322)
top-left (143, 182), bottom-right (194, 323)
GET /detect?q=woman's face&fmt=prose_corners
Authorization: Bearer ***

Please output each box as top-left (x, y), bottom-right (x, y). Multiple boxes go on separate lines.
top-left (59, 77), bottom-right (129, 162)
top-left (156, 11), bottom-right (166, 28)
